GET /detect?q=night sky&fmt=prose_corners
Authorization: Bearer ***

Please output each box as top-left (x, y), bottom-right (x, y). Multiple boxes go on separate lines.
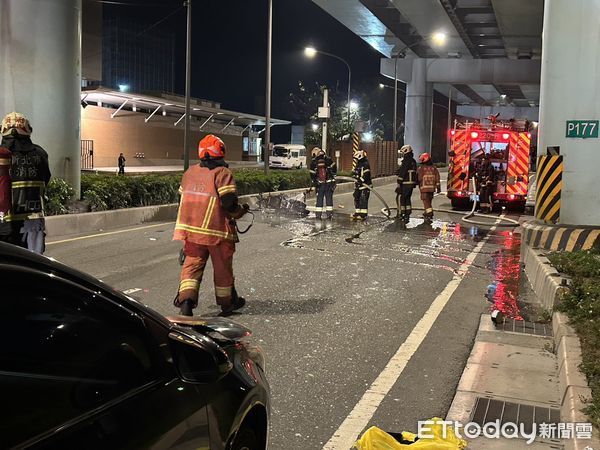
top-left (104, 0), bottom-right (388, 120)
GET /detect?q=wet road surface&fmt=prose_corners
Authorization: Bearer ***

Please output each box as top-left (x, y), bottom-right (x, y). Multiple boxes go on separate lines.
top-left (46, 183), bottom-right (531, 449)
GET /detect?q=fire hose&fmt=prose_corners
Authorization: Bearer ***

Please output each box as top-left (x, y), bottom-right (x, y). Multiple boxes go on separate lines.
top-left (379, 177), bottom-right (519, 227)
top-left (334, 176), bottom-right (392, 219)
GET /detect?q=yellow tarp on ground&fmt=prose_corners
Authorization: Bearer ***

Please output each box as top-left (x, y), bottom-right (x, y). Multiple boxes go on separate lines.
top-left (354, 418), bottom-right (467, 450)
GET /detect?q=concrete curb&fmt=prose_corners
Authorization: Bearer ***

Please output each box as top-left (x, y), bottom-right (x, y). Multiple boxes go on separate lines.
top-left (521, 244), bottom-right (569, 310)
top-left (46, 176), bottom-right (397, 239)
top-left (520, 220), bottom-right (600, 252)
top-left (524, 242), bottom-right (600, 448)
top-left (553, 312), bottom-right (600, 450)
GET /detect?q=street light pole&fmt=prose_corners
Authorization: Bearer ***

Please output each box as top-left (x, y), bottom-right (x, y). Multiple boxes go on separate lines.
top-left (264, 0), bottom-right (273, 175)
top-left (183, 0), bottom-right (192, 171)
top-left (305, 48), bottom-right (351, 128)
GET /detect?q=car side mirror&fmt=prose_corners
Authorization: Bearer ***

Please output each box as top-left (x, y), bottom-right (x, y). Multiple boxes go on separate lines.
top-left (169, 331), bottom-right (232, 384)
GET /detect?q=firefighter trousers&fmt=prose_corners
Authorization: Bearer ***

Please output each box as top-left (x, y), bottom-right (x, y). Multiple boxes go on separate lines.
top-left (399, 185), bottom-right (414, 218)
top-left (315, 183), bottom-right (334, 215)
top-left (353, 188), bottom-right (370, 217)
top-left (479, 184), bottom-right (494, 212)
top-left (176, 240), bottom-right (236, 309)
top-left (420, 191), bottom-right (434, 218)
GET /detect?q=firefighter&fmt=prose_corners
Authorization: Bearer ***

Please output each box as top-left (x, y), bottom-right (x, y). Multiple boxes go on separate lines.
top-left (477, 154), bottom-right (495, 213)
top-left (351, 149), bottom-right (372, 220)
top-left (0, 146), bottom-right (11, 242)
top-left (417, 153), bottom-right (441, 220)
top-left (173, 134), bottom-right (249, 317)
top-left (309, 147), bottom-right (336, 219)
top-left (395, 145), bottom-right (418, 223)
top-left (0, 112), bottom-right (51, 253)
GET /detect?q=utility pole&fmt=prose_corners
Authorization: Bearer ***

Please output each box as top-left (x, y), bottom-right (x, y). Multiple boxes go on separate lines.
top-left (264, 0), bottom-right (273, 175)
top-left (183, 0), bottom-right (192, 171)
top-left (393, 55), bottom-right (399, 149)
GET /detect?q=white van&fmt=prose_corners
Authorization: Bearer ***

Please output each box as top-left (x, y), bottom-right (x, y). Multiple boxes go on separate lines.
top-left (269, 144), bottom-right (307, 169)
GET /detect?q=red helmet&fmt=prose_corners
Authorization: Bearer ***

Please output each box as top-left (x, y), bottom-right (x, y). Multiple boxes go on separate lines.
top-left (198, 134), bottom-right (225, 160)
top-left (419, 153), bottom-right (431, 163)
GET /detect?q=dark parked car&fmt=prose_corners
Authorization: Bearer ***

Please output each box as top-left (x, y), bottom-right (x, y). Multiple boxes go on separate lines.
top-left (0, 242), bottom-right (269, 449)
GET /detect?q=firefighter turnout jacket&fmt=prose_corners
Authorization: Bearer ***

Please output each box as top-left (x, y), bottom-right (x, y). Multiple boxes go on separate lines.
top-left (310, 154), bottom-right (336, 185)
top-left (417, 163), bottom-right (441, 193)
top-left (1, 136), bottom-right (51, 222)
top-left (397, 156), bottom-right (418, 187)
top-left (353, 158), bottom-right (372, 189)
top-left (173, 160), bottom-right (245, 246)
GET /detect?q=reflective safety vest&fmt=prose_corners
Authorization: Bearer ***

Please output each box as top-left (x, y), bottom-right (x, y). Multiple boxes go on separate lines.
top-left (417, 164), bottom-right (441, 193)
top-left (0, 147), bottom-right (11, 224)
top-left (173, 165), bottom-right (239, 246)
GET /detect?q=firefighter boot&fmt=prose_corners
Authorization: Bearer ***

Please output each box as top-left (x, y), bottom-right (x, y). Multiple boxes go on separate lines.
top-left (179, 299), bottom-right (194, 317)
top-left (221, 295), bottom-right (246, 316)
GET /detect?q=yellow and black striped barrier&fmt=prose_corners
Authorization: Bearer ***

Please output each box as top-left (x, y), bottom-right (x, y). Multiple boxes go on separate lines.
top-left (351, 132), bottom-right (360, 170)
top-left (521, 221), bottom-right (600, 252)
top-left (535, 155), bottom-right (563, 224)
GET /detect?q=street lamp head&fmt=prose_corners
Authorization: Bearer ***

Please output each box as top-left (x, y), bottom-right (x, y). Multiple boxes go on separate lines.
top-left (349, 101), bottom-right (359, 111)
top-left (311, 123), bottom-right (319, 131)
top-left (431, 31), bottom-right (447, 47)
top-left (379, 83), bottom-right (385, 89)
top-left (118, 84), bottom-right (129, 92)
top-left (304, 47), bottom-right (317, 58)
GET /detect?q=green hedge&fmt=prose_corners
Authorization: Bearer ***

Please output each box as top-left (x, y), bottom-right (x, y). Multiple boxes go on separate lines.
top-left (549, 249), bottom-right (600, 428)
top-left (46, 169), bottom-right (315, 214)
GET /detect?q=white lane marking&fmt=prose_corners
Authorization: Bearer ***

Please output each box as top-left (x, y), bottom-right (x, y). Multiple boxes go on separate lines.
top-left (123, 288), bottom-right (142, 295)
top-left (46, 222), bottom-right (174, 246)
top-left (323, 217), bottom-right (501, 450)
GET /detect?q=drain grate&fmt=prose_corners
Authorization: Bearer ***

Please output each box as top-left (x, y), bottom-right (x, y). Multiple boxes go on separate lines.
top-left (471, 397), bottom-right (561, 436)
top-left (496, 319), bottom-right (552, 336)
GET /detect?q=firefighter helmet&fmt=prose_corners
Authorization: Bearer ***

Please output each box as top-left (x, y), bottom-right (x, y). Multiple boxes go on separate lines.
top-left (311, 147), bottom-right (321, 158)
top-left (1, 112), bottom-right (32, 137)
top-left (400, 145), bottom-right (413, 156)
top-left (198, 134), bottom-right (225, 159)
top-left (419, 153), bottom-right (431, 163)
top-left (354, 149), bottom-right (366, 160)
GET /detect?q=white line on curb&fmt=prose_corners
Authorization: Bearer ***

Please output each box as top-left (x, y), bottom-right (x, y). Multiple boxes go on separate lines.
top-left (323, 217), bottom-right (502, 450)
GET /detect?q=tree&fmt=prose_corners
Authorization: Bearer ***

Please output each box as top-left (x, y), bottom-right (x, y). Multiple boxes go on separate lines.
top-left (286, 80), bottom-right (391, 147)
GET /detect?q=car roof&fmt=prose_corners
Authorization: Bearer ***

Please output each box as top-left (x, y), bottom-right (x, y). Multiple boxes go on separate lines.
top-left (0, 242), bottom-right (169, 325)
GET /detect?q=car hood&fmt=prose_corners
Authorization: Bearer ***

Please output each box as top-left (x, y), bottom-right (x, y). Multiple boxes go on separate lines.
top-left (165, 315), bottom-right (252, 341)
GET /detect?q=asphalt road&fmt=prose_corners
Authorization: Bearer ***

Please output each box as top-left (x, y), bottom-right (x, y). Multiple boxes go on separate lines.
top-left (46, 182), bottom-right (527, 449)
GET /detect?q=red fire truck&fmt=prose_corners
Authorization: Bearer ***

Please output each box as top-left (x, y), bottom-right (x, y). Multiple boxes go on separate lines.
top-left (447, 119), bottom-right (532, 212)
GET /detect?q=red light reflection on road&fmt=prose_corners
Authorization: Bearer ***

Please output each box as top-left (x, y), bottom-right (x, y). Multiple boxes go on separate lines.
top-left (490, 230), bottom-right (523, 320)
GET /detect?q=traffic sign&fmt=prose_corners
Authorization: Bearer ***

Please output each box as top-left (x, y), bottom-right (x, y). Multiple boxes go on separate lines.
top-left (566, 120), bottom-right (599, 139)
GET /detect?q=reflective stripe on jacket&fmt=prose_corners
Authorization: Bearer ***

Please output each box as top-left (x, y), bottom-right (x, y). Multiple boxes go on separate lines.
top-left (417, 164), bottom-right (441, 193)
top-left (173, 165), bottom-right (239, 245)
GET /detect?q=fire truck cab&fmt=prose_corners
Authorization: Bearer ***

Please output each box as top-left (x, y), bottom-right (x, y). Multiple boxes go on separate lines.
top-left (447, 120), bottom-right (532, 212)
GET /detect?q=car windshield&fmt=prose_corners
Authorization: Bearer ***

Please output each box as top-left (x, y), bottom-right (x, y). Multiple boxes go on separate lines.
top-left (273, 147), bottom-right (288, 157)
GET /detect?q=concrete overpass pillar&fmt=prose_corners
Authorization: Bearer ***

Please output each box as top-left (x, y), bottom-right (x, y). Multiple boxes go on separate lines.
top-left (538, 0), bottom-right (600, 226)
top-left (404, 58), bottom-right (433, 158)
top-left (0, 0), bottom-right (82, 192)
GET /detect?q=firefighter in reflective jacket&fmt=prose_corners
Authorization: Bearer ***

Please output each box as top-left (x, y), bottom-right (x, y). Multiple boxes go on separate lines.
top-left (477, 154), bottom-right (495, 213)
top-left (417, 153), bottom-right (441, 220)
top-left (351, 149), bottom-right (372, 220)
top-left (1, 112), bottom-right (51, 253)
top-left (173, 135), bottom-right (249, 316)
top-left (395, 145), bottom-right (418, 223)
top-left (309, 147), bottom-right (337, 219)
top-left (0, 146), bottom-right (12, 242)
